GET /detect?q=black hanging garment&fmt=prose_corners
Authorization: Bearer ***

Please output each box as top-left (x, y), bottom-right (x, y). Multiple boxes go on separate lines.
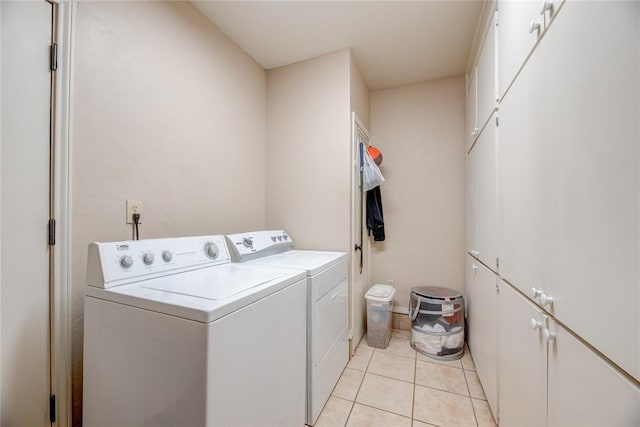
top-left (366, 186), bottom-right (385, 241)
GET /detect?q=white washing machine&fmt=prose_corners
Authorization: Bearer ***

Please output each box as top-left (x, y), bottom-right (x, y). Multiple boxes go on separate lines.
top-left (226, 230), bottom-right (348, 426)
top-left (83, 234), bottom-right (307, 426)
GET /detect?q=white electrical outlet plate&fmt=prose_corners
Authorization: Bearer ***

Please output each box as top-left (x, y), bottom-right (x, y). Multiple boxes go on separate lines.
top-left (126, 200), bottom-right (142, 224)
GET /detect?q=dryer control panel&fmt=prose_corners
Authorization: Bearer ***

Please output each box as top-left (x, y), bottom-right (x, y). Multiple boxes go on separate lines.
top-left (87, 235), bottom-right (230, 289)
top-left (226, 230), bottom-right (293, 262)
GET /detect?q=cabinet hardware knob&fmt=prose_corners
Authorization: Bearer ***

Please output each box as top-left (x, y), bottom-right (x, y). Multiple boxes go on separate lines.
top-left (530, 318), bottom-right (542, 330)
top-left (529, 20), bottom-right (542, 34)
top-left (472, 263), bottom-right (478, 270)
top-left (539, 0), bottom-right (553, 15)
top-left (540, 293), bottom-right (554, 307)
top-left (530, 287), bottom-right (542, 298)
top-left (543, 329), bottom-right (556, 342)
top-left (470, 249), bottom-right (480, 257)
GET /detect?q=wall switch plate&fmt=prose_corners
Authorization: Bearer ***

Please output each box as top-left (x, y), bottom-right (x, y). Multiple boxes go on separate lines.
top-left (126, 200), bottom-right (142, 224)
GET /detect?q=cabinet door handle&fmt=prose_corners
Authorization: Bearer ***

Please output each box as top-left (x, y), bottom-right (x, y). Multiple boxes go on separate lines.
top-left (530, 287), bottom-right (542, 298)
top-left (540, 293), bottom-right (554, 307)
top-left (539, 0), bottom-right (553, 15)
top-left (530, 318), bottom-right (542, 330)
top-left (470, 250), bottom-right (480, 257)
top-left (471, 127), bottom-right (479, 136)
top-left (472, 263), bottom-right (478, 270)
top-left (529, 20), bottom-right (542, 34)
top-left (543, 329), bottom-right (556, 342)
top-left (330, 293), bottom-right (338, 301)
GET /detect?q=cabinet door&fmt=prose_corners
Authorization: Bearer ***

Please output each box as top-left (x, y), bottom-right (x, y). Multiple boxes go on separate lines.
top-left (466, 260), bottom-right (498, 416)
top-left (498, 282), bottom-right (547, 427)
top-left (499, 0), bottom-right (640, 379)
top-left (465, 140), bottom-right (478, 255)
top-left (547, 321), bottom-right (640, 426)
top-left (467, 112), bottom-right (497, 269)
top-left (474, 113), bottom-right (497, 270)
top-left (497, 0), bottom-right (543, 99)
top-left (476, 12), bottom-right (497, 132)
top-left (466, 67), bottom-right (478, 152)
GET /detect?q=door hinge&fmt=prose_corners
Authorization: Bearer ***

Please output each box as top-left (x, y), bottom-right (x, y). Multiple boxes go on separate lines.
top-left (496, 257), bottom-right (499, 269)
top-left (48, 218), bottom-right (56, 246)
top-left (50, 43), bottom-right (58, 71)
top-left (496, 116), bottom-right (499, 127)
top-left (49, 395), bottom-right (56, 423)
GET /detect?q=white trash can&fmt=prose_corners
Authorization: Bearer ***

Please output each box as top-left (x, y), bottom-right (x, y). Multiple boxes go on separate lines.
top-left (365, 284), bottom-right (396, 349)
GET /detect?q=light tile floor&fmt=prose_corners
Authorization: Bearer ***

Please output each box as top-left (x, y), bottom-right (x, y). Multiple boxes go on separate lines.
top-left (315, 330), bottom-right (497, 427)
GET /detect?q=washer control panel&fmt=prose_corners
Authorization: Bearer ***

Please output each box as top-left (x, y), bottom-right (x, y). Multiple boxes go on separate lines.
top-left (87, 235), bottom-right (230, 288)
top-left (225, 230), bottom-right (293, 262)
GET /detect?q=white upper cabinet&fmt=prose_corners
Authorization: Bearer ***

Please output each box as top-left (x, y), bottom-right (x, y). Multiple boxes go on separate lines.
top-left (466, 67), bottom-right (478, 152)
top-left (467, 112), bottom-right (497, 270)
top-left (499, 0), bottom-right (640, 380)
top-left (476, 12), bottom-right (497, 133)
top-left (498, 282), bottom-right (547, 427)
top-left (498, 0), bottom-right (547, 100)
top-left (547, 320), bottom-right (640, 426)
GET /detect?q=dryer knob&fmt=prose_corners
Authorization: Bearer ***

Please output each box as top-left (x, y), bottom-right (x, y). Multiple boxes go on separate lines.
top-left (120, 255), bottom-right (133, 268)
top-left (162, 251), bottom-right (173, 262)
top-left (242, 238), bottom-right (253, 248)
top-left (204, 242), bottom-right (219, 259)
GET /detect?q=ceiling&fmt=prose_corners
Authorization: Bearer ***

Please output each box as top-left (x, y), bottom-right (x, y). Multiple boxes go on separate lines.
top-left (193, 1), bottom-right (485, 91)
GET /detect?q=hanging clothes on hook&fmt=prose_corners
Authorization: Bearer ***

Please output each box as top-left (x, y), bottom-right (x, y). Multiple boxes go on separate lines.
top-left (367, 186), bottom-right (385, 242)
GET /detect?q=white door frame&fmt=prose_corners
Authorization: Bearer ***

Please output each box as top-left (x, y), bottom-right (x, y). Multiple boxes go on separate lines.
top-left (50, 1), bottom-right (73, 425)
top-left (349, 112), bottom-right (371, 355)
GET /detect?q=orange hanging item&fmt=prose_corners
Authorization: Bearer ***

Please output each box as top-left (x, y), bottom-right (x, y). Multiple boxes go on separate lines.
top-left (367, 146), bottom-right (383, 166)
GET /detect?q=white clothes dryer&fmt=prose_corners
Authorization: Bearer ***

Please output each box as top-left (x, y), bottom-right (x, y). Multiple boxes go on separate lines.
top-left (226, 230), bottom-right (348, 426)
top-left (83, 234), bottom-right (307, 427)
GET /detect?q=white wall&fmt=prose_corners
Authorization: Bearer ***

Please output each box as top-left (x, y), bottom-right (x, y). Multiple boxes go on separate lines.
top-left (369, 76), bottom-right (466, 310)
top-left (71, 2), bottom-right (266, 424)
top-left (265, 49), bottom-right (351, 251)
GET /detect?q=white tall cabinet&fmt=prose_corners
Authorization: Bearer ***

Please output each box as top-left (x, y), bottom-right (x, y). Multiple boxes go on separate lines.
top-left (466, 1), bottom-right (640, 425)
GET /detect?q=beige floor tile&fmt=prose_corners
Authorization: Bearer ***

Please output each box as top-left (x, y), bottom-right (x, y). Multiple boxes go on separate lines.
top-left (461, 348), bottom-right (476, 371)
top-left (464, 370), bottom-right (486, 400)
top-left (392, 328), bottom-right (411, 339)
top-left (413, 385), bottom-right (477, 427)
top-left (347, 346), bottom-right (373, 371)
top-left (415, 360), bottom-right (468, 396)
top-left (358, 335), bottom-right (375, 351)
top-left (417, 352), bottom-right (463, 368)
top-left (376, 337), bottom-right (417, 360)
top-left (472, 398), bottom-right (497, 427)
top-left (346, 403), bottom-right (412, 427)
top-left (367, 351), bottom-right (415, 383)
top-left (332, 368), bottom-right (365, 401)
top-left (316, 396), bottom-right (353, 427)
top-left (412, 421), bottom-right (438, 427)
top-left (355, 373), bottom-right (414, 417)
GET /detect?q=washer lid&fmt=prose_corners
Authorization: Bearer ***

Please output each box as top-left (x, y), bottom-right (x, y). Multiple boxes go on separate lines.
top-left (412, 286), bottom-right (462, 300)
top-left (140, 264), bottom-right (286, 300)
top-left (85, 264), bottom-right (306, 323)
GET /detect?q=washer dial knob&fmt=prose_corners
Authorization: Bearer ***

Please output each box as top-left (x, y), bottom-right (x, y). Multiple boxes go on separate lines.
top-left (162, 251), bottom-right (173, 262)
top-left (242, 237), bottom-right (253, 248)
top-left (120, 255), bottom-right (133, 268)
top-left (204, 242), bottom-right (219, 259)
top-left (143, 253), bottom-right (155, 265)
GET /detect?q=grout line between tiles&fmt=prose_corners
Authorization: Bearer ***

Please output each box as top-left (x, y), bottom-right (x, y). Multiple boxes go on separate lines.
top-left (411, 349), bottom-right (417, 422)
top-left (465, 347), bottom-right (480, 427)
top-left (354, 401), bottom-right (413, 421)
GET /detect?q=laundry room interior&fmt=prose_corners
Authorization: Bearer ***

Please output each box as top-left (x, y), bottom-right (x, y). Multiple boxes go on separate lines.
top-left (1, 1), bottom-right (639, 426)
